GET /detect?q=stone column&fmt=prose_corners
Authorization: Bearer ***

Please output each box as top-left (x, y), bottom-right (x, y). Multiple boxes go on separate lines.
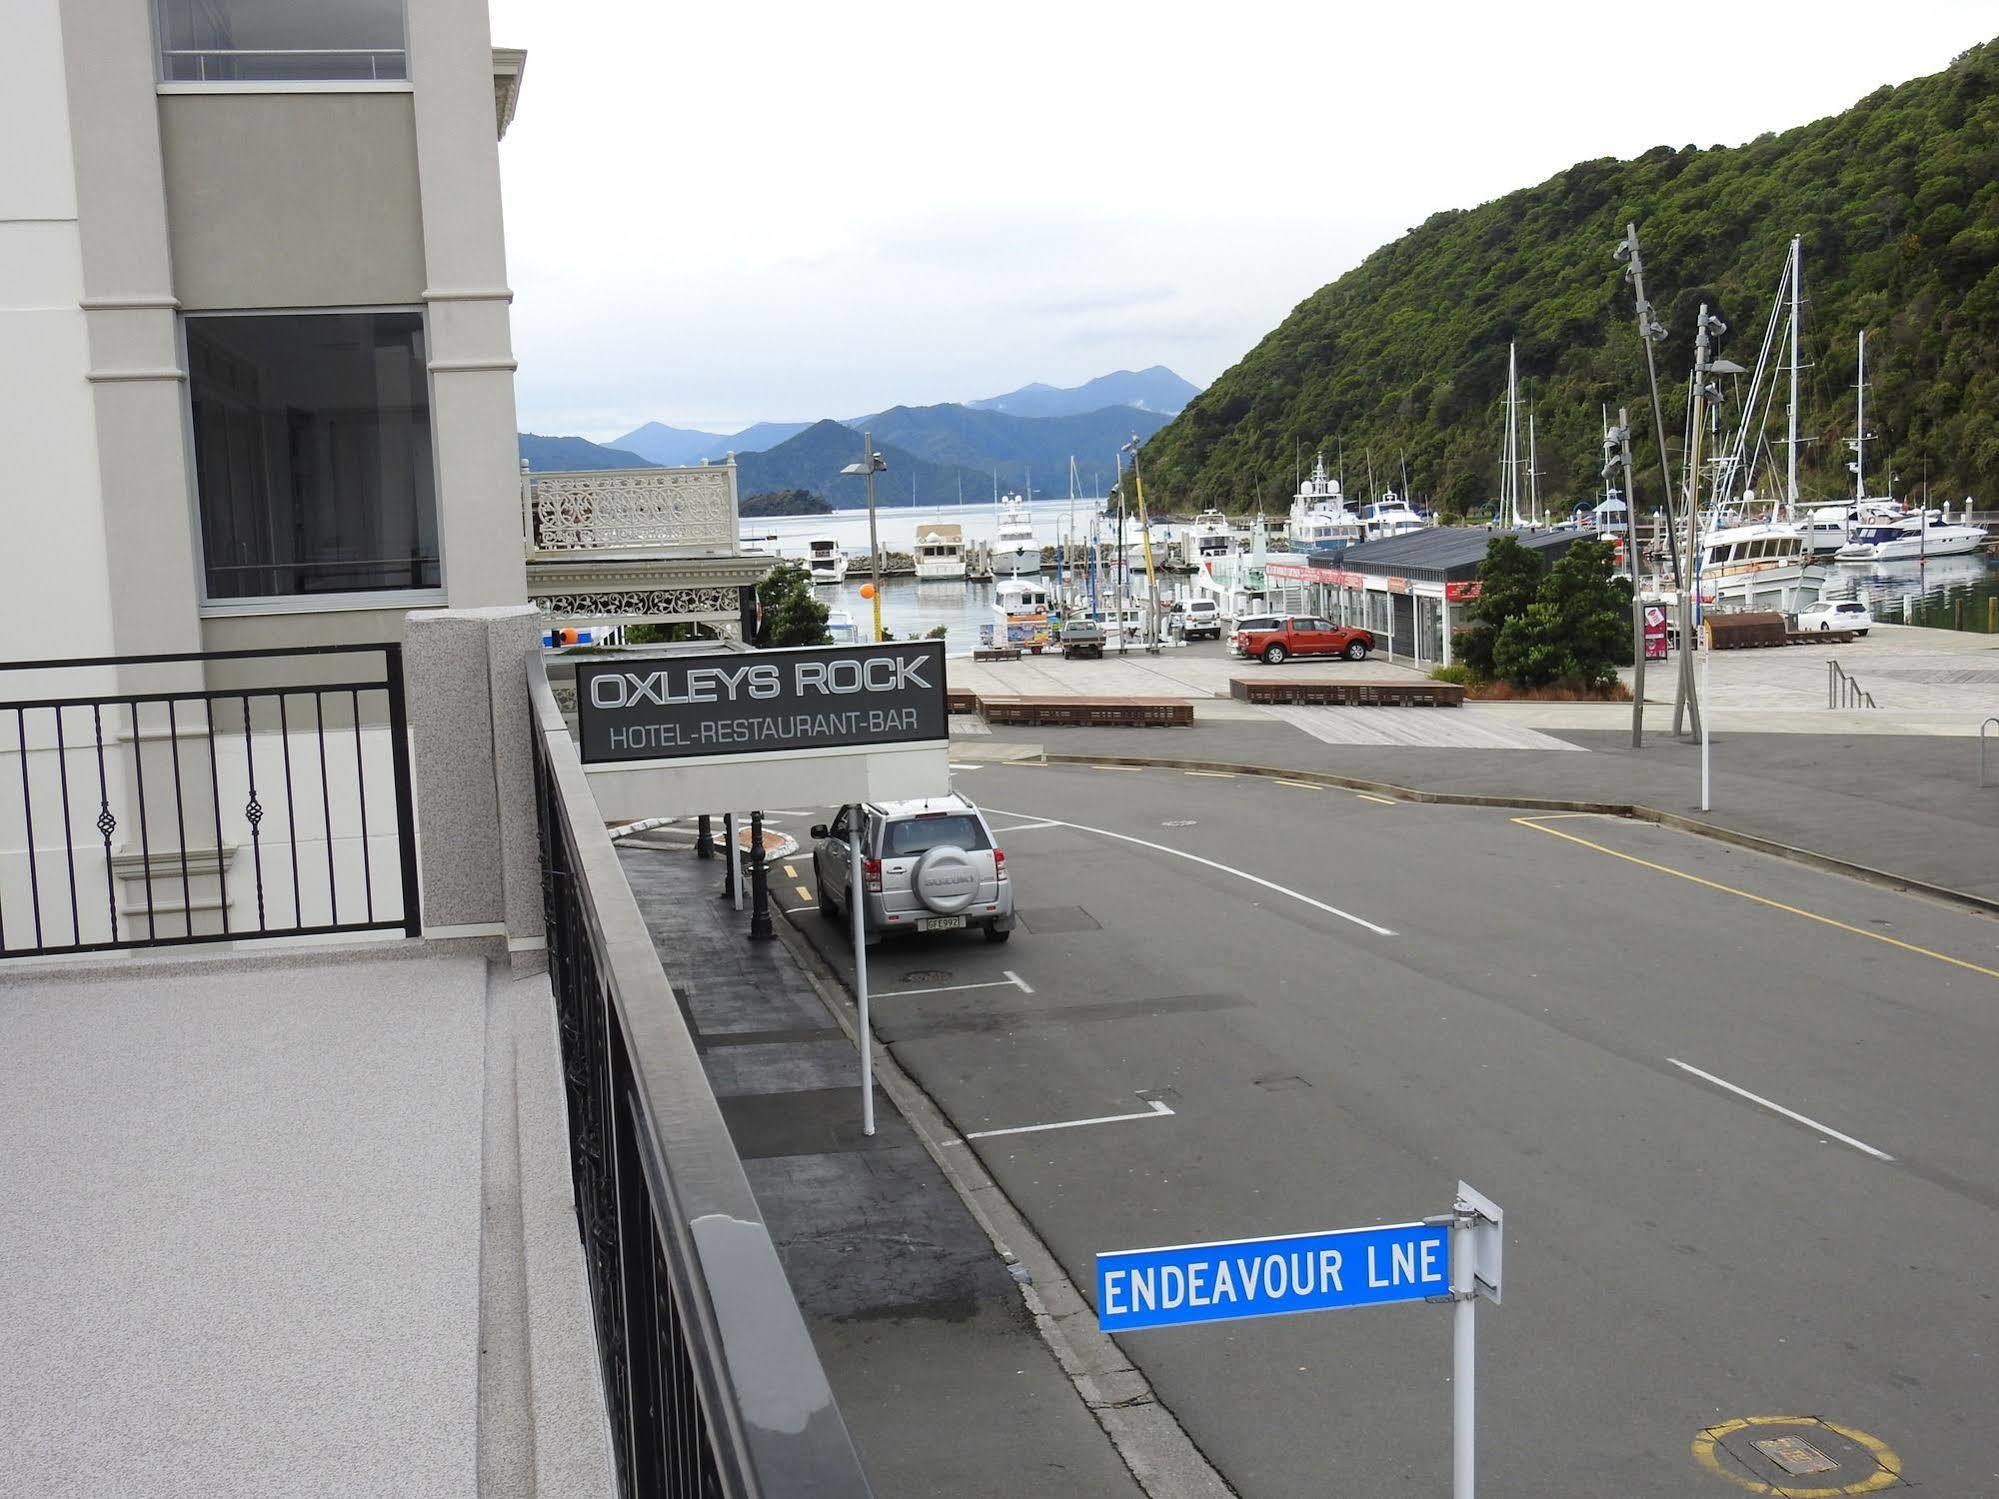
top-left (403, 606), bottom-right (544, 955)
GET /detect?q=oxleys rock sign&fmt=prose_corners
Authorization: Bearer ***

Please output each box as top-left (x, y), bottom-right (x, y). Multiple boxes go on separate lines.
top-left (574, 641), bottom-right (949, 763)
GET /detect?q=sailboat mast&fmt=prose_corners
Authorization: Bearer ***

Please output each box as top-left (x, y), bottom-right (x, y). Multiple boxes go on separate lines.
top-left (1786, 235), bottom-right (1801, 520)
top-left (1527, 408), bottom-right (1539, 525)
top-left (1853, 329), bottom-right (1867, 503)
top-left (1504, 343), bottom-right (1520, 526)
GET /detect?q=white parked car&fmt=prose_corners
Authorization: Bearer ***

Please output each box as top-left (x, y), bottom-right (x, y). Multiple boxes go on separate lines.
top-left (1796, 598), bottom-right (1873, 636)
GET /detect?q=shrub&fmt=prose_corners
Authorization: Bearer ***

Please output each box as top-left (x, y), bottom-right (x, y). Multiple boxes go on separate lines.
top-left (755, 562), bottom-right (830, 647)
top-left (1429, 662), bottom-right (1478, 685)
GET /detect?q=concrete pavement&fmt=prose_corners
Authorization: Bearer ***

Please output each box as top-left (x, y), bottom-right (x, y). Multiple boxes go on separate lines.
top-left (782, 762), bottom-right (1999, 1495)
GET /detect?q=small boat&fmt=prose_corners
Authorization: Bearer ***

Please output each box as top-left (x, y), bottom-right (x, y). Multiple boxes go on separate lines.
top-left (1186, 508), bottom-right (1234, 561)
top-left (995, 493), bottom-right (1040, 574)
top-left (1698, 522), bottom-right (1824, 607)
top-left (914, 522), bottom-right (967, 580)
top-left (989, 575), bottom-right (1055, 651)
top-left (1289, 455), bottom-right (1362, 552)
top-left (1357, 492), bottom-right (1431, 540)
top-left (805, 538), bottom-right (848, 585)
top-left (1833, 508), bottom-right (1987, 563)
top-left (824, 609), bottom-right (858, 644)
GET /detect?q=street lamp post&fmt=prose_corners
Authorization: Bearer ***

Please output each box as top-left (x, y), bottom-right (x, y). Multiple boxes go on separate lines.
top-left (843, 434), bottom-right (889, 642)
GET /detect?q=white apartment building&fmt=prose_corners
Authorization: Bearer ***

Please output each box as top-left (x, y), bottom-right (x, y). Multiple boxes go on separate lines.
top-left (6, 0), bottom-right (527, 662)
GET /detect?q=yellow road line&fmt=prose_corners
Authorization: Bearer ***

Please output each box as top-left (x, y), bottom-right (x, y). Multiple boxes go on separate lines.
top-left (1514, 816), bottom-right (1999, 982)
top-left (1273, 779), bottom-right (1323, 790)
top-left (1353, 793), bottom-right (1399, 806)
top-left (795, 884), bottom-right (813, 902)
top-left (782, 864), bottom-right (797, 879)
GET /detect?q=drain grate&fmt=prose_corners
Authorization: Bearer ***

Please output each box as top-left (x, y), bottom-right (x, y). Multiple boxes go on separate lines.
top-left (1753, 1436), bottom-right (1837, 1476)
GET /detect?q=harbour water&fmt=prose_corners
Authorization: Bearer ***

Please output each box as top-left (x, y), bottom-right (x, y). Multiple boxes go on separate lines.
top-left (741, 498), bottom-right (1163, 559)
top-left (1831, 555), bottom-right (1999, 633)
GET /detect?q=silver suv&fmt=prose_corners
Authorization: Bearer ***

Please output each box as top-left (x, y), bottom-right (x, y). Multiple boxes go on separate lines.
top-left (810, 794), bottom-right (1014, 946)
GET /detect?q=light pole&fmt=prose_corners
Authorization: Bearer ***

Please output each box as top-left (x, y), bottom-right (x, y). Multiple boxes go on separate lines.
top-left (1605, 411), bottom-right (1643, 748)
top-left (842, 434), bottom-right (889, 642)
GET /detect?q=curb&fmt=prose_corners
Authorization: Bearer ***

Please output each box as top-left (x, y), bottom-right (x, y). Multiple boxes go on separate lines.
top-left (1029, 752), bottom-right (1999, 921)
top-left (768, 904), bottom-right (1238, 1499)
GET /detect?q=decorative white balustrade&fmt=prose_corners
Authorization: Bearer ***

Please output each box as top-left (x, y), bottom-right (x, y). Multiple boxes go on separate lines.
top-left (522, 460), bottom-right (770, 629)
top-left (524, 463), bottom-right (739, 555)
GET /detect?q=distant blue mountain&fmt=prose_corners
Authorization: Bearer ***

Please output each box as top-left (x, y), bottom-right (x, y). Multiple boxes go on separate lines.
top-left (612, 419), bottom-right (813, 464)
top-left (518, 433), bottom-right (657, 471)
top-left (969, 366), bottom-right (1201, 419)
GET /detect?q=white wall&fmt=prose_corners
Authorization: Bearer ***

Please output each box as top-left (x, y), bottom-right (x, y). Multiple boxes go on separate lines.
top-left (0, 0), bottom-right (115, 663)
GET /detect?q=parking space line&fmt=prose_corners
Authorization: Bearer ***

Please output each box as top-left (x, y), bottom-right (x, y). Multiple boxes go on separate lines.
top-left (1668, 1058), bottom-right (1895, 1162)
top-left (1184, 770), bottom-right (1235, 778)
top-left (1092, 764), bottom-right (1142, 771)
top-left (783, 904), bottom-right (816, 914)
top-left (989, 819), bottom-right (1061, 834)
top-left (1272, 779), bottom-right (1323, 790)
top-left (1353, 793), bottom-right (1399, 806)
top-left (964, 1098), bottom-right (1175, 1141)
top-left (1514, 815), bottom-right (1999, 981)
top-left (983, 805), bottom-right (1397, 937)
top-left (881, 971), bottom-right (1034, 999)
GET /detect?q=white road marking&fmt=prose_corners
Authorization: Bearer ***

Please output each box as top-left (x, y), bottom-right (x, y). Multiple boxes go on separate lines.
top-left (965, 1098), bottom-right (1175, 1141)
top-left (1353, 793), bottom-right (1399, 806)
top-left (1272, 779), bottom-right (1323, 790)
top-left (783, 904), bottom-right (817, 914)
top-left (989, 819), bottom-right (1061, 833)
top-left (1667, 1058), bottom-right (1895, 1162)
top-left (881, 970), bottom-right (1035, 999)
top-left (983, 804), bottom-right (1397, 937)
top-left (1184, 770), bottom-right (1235, 778)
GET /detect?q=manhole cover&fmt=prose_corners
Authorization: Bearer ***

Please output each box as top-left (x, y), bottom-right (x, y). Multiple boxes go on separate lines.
top-left (900, 969), bottom-right (952, 984)
top-left (1753, 1436), bottom-right (1837, 1476)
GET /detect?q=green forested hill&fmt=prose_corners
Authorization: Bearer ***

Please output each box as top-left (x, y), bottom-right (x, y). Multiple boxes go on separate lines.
top-left (1142, 40), bottom-right (1999, 513)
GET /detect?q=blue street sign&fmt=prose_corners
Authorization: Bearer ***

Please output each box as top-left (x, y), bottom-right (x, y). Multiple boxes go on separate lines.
top-left (1097, 1220), bottom-right (1450, 1333)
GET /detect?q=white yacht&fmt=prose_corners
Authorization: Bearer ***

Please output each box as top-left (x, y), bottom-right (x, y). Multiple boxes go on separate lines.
top-left (989, 575), bottom-right (1055, 651)
top-left (1356, 492), bottom-right (1431, 541)
top-left (913, 523), bottom-right (967, 580)
top-left (1697, 522), bottom-right (1824, 608)
top-left (1803, 499), bottom-right (1904, 554)
top-left (824, 609), bottom-right (858, 644)
top-left (995, 492), bottom-right (1040, 574)
top-left (1834, 509), bottom-right (1988, 563)
top-left (1289, 455), bottom-right (1362, 552)
top-left (805, 538), bottom-right (848, 585)
top-left (1186, 508), bottom-right (1234, 562)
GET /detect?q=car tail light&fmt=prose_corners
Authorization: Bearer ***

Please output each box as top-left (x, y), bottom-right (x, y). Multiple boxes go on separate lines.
top-left (993, 848), bottom-right (1008, 881)
top-left (863, 857), bottom-right (882, 894)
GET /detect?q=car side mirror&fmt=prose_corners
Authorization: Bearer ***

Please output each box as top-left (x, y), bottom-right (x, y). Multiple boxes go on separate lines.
top-left (810, 824), bottom-right (829, 840)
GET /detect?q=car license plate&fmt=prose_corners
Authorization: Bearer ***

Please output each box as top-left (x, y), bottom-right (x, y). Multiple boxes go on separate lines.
top-left (917, 915), bottom-right (966, 932)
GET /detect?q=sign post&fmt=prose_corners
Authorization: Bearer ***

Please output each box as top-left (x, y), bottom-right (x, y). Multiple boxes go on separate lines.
top-left (1098, 1184), bottom-right (1502, 1492)
top-left (847, 807), bottom-right (874, 1137)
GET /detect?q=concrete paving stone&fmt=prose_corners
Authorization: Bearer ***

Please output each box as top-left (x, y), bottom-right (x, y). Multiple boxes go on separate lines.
top-left (700, 1038), bottom-right (861, 1098)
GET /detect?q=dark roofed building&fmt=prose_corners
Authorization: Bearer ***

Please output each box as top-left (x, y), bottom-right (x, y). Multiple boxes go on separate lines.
top-left (1262, 527), bottom-right (1593, 667)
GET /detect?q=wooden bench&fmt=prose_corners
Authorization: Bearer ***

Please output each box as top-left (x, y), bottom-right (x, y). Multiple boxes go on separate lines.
top-left (972, 647), bottom-right (1022, 663)
top-left (977, 695), bottom-right (1194, 727)
top-left (1785, 628), bottom-right (1858, 645)
top-left (1230, 678), bottom-right (1466, 707)
top-left (946, 688), bottom-right (980, 714)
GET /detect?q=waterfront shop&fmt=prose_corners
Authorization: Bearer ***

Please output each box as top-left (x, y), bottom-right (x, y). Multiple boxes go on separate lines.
top-left (1266, 528), bottom-right (1586, 668)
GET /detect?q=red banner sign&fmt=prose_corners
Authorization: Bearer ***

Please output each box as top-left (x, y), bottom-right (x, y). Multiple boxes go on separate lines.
top-left (1643, 604), bottom-right (1669, 660)
top-left (1444, 581), bottom-right (1482, 602)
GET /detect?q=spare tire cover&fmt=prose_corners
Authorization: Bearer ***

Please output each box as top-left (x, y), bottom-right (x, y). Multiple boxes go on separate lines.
top-left (912, 845), bottom-right (979, 914)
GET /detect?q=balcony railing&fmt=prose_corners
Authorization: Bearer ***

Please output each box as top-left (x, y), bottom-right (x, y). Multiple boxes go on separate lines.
top-left (525, 464), bottom-right (741, 556)
top-left (528, 657), bottom-right (871, 1497)
top-left (0, 646), bottom-right (419, 958)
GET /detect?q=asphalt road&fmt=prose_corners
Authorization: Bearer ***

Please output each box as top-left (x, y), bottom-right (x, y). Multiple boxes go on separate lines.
top-left (775, 761), bottom-right (1999, 1497)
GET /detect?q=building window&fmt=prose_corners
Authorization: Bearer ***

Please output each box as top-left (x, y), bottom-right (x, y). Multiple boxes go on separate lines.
top-left (188, 311), bottom-right (440, 603)
top-left (157, 0), bottom-right (407, 83)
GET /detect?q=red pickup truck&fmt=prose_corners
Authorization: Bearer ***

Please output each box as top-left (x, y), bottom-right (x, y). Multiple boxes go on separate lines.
top-left (1231, 615), bottom-right (1375, 665)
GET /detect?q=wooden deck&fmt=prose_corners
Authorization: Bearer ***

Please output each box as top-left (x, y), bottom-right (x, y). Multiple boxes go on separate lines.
top-left (1230, 678), bottom-right (1466, 707)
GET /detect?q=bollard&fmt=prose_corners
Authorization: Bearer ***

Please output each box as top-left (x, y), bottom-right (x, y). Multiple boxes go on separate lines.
top-left (748, 810), bottom-right (774, 940)
top-left (721, 812), bottom-right (736, 899)
top-left (696, 813), bottom-right (715, 860)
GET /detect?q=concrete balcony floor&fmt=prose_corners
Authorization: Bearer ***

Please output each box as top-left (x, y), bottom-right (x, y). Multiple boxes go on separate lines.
top-left (0, 941), bottom-right (613, 1498)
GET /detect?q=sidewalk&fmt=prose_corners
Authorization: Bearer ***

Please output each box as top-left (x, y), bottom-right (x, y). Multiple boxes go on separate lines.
top-left (615, 842), bottom-right (1146, 1499)
top-left (966, 721), bottom-right (1999, 905)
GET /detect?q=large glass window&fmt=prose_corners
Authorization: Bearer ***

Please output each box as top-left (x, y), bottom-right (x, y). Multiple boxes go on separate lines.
top-left (188, 311), bottom-right (439, 603)
top-left (158, 0), bottom-right (407, 83)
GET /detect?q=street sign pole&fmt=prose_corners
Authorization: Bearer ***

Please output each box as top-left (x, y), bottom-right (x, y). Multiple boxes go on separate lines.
top-left (1101, 1185), bottom-right (1502, 1493)
top-left (1451, 1205), bottom-right (1477, 1499)
top-left (848, 805), bottom-right (874, 1137)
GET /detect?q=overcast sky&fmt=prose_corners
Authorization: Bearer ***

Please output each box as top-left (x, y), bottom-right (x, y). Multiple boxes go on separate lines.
top-left (487, 1), bottom-right (1996, 441)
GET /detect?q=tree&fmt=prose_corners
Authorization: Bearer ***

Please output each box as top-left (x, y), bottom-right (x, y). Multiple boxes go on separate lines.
top-left (1492, 537), bottom-right (1631, 688)
top-left (1457, 535), bottom-right (1547, 677)
top-left (755, 562), bottom-right (830, 647)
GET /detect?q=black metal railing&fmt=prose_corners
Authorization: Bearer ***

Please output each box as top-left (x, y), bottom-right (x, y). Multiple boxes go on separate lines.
top-left (0, 646), bottom-right (419, 958)
top-left (529, 659), bottom-right (871, 1499)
